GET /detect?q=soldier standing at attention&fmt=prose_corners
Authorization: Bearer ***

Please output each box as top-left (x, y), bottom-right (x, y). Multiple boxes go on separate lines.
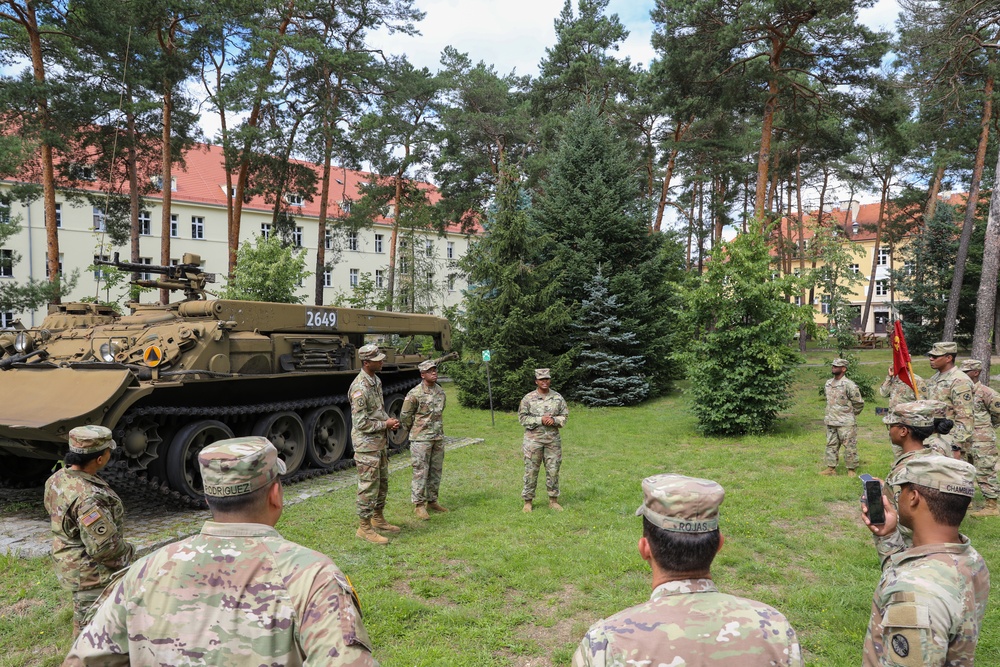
top-left (958, 359), bottom-right (1000, 517)
top-left (572, 474), bottom-right (803, 667)
top-left (821, 358), bottom-right (865, 477)
top-left (862, 456), bottom-right (989, 666)
top-left (879, 366), bottom-right (925, 409)
top-left (65, 437), bottom-right (377, 666)
top-left (350, 343), bottom-right (401, 545)
top-left (44, 425), bottom-right (134, 637)
top-left (925, 341), bottom-right (975, 460)
top-left (400, 359), bottom-right (449, 520)
top-left (519, 368), bottom-right (568, 512)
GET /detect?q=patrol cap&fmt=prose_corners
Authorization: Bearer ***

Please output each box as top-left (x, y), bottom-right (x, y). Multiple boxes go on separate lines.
top-left (358, 343), bottom-right (386, 362)
top-left (535, 368), bottom-right (551, 380)
top-left (198, 436), bottom-right (286, 498)
top-left (831, 358), bottom-right (849, 368)
top-left (635, 473), bottom-right (724, 533)
top-left (883, 400), bottom-right (947, 428)
top-left (894, 455), bottom-right (976, 498)
top-left (928, 341), bottom-right (958, 356)
top-left (959, 359), bottom-right (982, 372)
top-left (68, 425), bottom-right (116, 454)
top-left (418, 359), bottom-right (437, 372)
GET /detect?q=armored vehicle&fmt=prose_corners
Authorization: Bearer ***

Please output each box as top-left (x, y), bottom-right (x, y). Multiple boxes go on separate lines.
top-left (0, 254), bottom-right (452, 501)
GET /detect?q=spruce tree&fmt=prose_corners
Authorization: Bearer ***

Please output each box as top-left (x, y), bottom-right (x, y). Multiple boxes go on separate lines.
top-left (532, 105), bottom-right (681, 395)
top-left (571, 268), bottom-right (649, 406)
top-left (452, 161), bottom-right (572, 410)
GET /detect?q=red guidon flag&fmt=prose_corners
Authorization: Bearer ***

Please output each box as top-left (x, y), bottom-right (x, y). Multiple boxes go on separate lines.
top-left (891, 320), bottom-right (918, 397)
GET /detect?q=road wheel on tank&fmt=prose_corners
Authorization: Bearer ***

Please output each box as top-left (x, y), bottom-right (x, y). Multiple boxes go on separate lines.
top-left (166, 420), bottom-right (234, 500)
top-left (252, 411), bottom-right (307, 475)
top-left (303, 404), bottom-right (351, 468)
top-left (384, 393), bottom-right (409, 451)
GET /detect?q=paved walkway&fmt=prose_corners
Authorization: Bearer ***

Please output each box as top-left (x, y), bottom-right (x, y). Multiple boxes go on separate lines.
top-left (0, 436), bottom-right (483, 558)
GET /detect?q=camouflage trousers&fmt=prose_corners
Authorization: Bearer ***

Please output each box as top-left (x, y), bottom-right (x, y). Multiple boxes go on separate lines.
top-left (971, 431), bottom-right (999, 499)
top-left (522, 440), bottom-right (561, 501)
top-left (71, 586), bottom-right (103, 637)
top-left (411, 439), bottom-right (444, 505)
top-left (825, 426), bottom-right (858, 469)
top-left (355, 449), bottom-right (389, 519)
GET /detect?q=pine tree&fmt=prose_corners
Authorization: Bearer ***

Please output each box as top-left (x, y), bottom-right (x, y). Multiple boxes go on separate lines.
top-left (452, 161), bottom-right (572, 410)
top-left (571, 268), bottom-right (649, 406)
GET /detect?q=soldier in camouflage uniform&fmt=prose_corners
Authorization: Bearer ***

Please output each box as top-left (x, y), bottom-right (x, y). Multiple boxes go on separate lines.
top-left (821, 358), bottom-right (865, 477)
top-left (958, 359), bottom-right (1000, 517)
top-left (861, 456), bottom-right (989, 666)
top-left (879, 367), bottom-right (925, 409)
top-left (519, 368), bottom-right (569, 512)
top-left (925, 341), bottom-right (975, 459)
top-left (65, 436), bottom-right (377, 666)
top-left (350, 343), bottom-right (402, 545)
top-left (400, 359), bottom-right (448, 520)
top-left (44, 425), bottom-right (134, 637)
top-left (572, 474), bottom-right (803, 667)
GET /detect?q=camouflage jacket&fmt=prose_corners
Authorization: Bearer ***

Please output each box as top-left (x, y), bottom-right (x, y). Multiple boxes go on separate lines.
top-left (863, 537), bottom-right (989, 667)
top-left (349, 370), bottom-right (389, 453)
top-left (65, 521), bottom-right (377, 667)
top-left (971, 381), bottom-right (1000, 434)
top-left (519, 389), bottom-right (568, 445)
top-left (926, 367), bottom-right (975, 451)
top-left (824, 377), bottom-right (864, 426)
top-left (879, 375), bottom-right (925, 409)
top-left (400, 381), bottom-right (445, 442)
top-left (572, 578), bottom-right (803, 667)
top-left (43, 468), bottom-right (134, 592)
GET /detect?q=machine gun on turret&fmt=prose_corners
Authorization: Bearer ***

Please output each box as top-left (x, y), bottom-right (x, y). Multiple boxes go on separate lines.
top-left (95, 252), bottom-right (216, 301)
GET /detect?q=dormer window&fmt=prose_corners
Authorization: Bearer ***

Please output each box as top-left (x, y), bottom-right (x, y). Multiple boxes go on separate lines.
top-left (71, 164), bottom-right (97, 181)
top-left (152, 175), bottom-right (177, 191)
top-left (284, 193), bottom-right (304, 206)
top-left (851, 222), bottom-right (859, 235)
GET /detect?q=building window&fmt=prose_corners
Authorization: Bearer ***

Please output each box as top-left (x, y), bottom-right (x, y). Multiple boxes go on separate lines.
top-left (293, 226), bottom-right (303, 248)
top-left (850, 264), bottom-right (860, 274)
top-left (0, 201), bottom-right (9, 225)
top-left (152, 175), bottom-right (177, 191)
top-left (0, 249), bottom-right (13, 277)
top-left (448, 274), bottom-right (456, 292)
top-left (55, 203), bottom-right (61, 228)
top-left (170, 214), bottom-right (178, 238)
top-left (285, 192), bottom-right (303, 206)
top-left (447, 241), bottom-right (454, 259)
top-left (93, 254), bottom-right (110, 279)
top-left (375, 269), bottom-right (384, 288)
top-left (794, 296), bottom-right (803, 306)
top-left (260, 223), bottom-right (272, 239)
top-left (93, 207), bottom-right (106, 231)
top-left (426, 271), bottom-right (434, 288)
top-left (325, 228), bottom-right (333, 250)
top-left (72, 164), bottom-right (96, 181)
top-left (45, 253), bottom-right (63, 278)
top-left (400, 257), bottom-right (409, 275)
top-left (374, 233), bottom-right (383, 253)
top-left (878, 247), bottom-right (890, 266)
top-left (349, 268), bottom-right (359, 287)
top-left (347, 231), bottom-right (358, 251)
top-left (0, 312), bottom-right (14, 328)
top-left (904, 260), bottom-right (915, 276)
top-left (341, 200), bottom-right (352, 215)
top-left (851, 222), bottom-right (859, 235)
top-left (875, 279), bottom-right (889, 296)
top-left (138, 211), bottom-right (151, 236)
top-left (323, 270), bottom-right (332, 288)
top-left (138, 257), bottom-right (152, 281)
top-left (821, 295), bottom-right (831, 315)
top-left (425, 239), bottom-right (433, 257)
top-left (191, 216), bottom-right (204, 240)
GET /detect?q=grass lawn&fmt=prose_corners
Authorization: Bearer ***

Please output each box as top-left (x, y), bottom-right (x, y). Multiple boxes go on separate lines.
top-left (3, 347), bottom-right (1000, 666)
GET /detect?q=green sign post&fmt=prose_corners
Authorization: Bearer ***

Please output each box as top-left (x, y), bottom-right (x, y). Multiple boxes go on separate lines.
top-left (482, 350), bottom-right (494, 425)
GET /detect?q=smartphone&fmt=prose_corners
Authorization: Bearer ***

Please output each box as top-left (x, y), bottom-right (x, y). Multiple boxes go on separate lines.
top-left (859, 474), bottom-right (885, 525)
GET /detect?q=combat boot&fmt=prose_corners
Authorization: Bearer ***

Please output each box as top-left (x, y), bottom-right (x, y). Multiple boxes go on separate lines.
top-left (428, 501), bottom-right (449, 513)
top-left (357, 519), bottom-right (389, 545)
top-left (371, 510), bottom-right (401, 533)
top-left (971, 499), bottom-right (1000, 517)
top-left (847, 469), bottom-right (858, 478)
top-left (523, 501), bottom-right (533, 513)
top-left (549, 499), bottom-right (563, 511)
top-left (819, 467), bottom-right (837, 476)
top-left (414, 503), bottom-right (430, 521)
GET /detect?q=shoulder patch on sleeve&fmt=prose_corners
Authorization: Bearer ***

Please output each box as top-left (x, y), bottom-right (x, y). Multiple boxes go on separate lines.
top-left (884, 602), bottom-right (930, 629)
top-left (80, 507), bottom-right (104, 527)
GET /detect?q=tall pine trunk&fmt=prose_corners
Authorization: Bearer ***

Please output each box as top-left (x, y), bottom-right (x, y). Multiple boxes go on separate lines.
top-left (159, 86), bottom-right (173, 305)
top-left (861, 164), bottom-right (892, 332)
top-left (972, 149), bottom-right (1000, 381)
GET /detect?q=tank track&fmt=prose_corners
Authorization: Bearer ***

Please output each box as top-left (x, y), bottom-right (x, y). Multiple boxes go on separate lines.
top-left (103, 379), bottom-right (420, 509)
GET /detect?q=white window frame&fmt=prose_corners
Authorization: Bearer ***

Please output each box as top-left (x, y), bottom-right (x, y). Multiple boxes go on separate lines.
top-left (349, 268), bottom-right (359, 287)
top-left (347, 231), bottom-right (359, 251)
top-left (93, 206), bottom-right (106, 232)
top-left (447, 241), bottom-right (454, 259)
top-left (261, 223), bottom-right (272, 240)
top-left (323, 270), bottom-right (332, 288)
top-left (293, 226), bottom-right (303, 248)
top-left (875, 279), bottom-right (889, 297)
top-left (138, 257), bottom-right (152, 281)
top-left (0, 248), bottom-right (13, 277)
top-left (138, 210), bottom-right (151, 236)
top-left (850, 263), bottom-right (860, 274)
top-left (877, 247), bottom-right (890, 266)
top-left (0, 311), bottom-right (14, 328)
top-left (425, 239), bottom-right (433, 257)
top-left (375, 269), bottom-right (384, 288)
top-left (325, 228), bottom-right (333, 250)
top-left (170, 214), bottom-right (178, 238)
top-left (93, 254), bottom-right (110, 279)
top-left (374, 233), bottom-right (384, 253)
top-left (191, 216), bottom-right (205, 240)
top-left (284, 192), bottom-right (304, 206)
top-left (54, 202), bottom-right (61, 228)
